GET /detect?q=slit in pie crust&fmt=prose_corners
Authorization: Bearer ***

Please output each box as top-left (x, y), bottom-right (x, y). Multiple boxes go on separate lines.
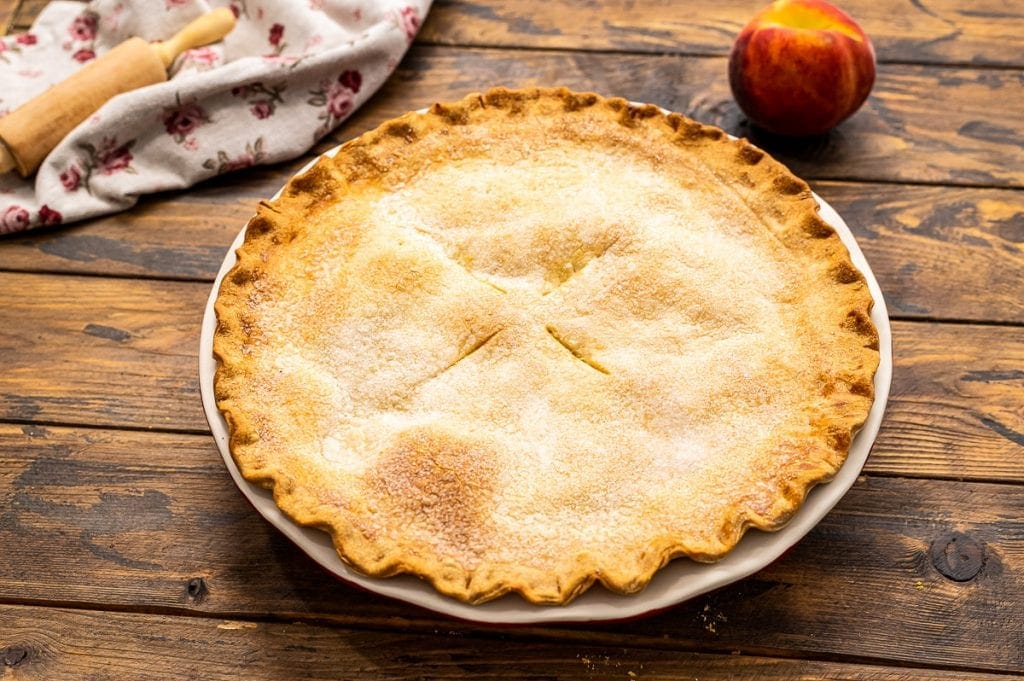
top-left (213, 87), bottom-right (880, 605)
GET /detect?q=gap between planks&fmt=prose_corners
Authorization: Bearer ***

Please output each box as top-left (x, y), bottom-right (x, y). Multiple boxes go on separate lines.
top-left (5, 22), bottom-right (1024, 73)
top-left (0, 599), bottom-right (1019, 679)
top-left (410, 38), bottom-right (1024, 73)
top-left (0, 417), bottom-right (213, 437)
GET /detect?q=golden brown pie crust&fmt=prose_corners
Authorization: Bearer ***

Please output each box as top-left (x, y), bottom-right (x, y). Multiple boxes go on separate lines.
top-left (214, 87), bottom-right (880, 605)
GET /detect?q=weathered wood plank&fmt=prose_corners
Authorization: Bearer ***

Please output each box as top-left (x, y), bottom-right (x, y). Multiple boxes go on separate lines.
top-left (0, 0), bottom-right (20, 34)
top-left (329, 49), bottom-right (1024, 188)
top-left (20, 45), bottom-right (1024, 197)
top-left (1, 2), bottom-right (1018, 678)
top-left (0, 147), bottom-right (326, 279)
top-left (2, 48), bottom-right (1021, 278)
top-left (7, 0), bottom-right (1024, 69)
top-left (1, 273), bottom-right (1022, 479)
top-left (7, 0), bottom-right (44, 32)
top-left (0, 196), bottom-right (263, 281)
top-left (0, 272), bottom-right (207, 432)
top-left (2, 180), bottom-right (1021, 324)
top-left (869, 324), bottom-right (1024, 484)
top-left (817, 182), bottom-right (1024, 322)
top-left (2, 604), bottom-right (1012, 681)
top-left (0, 165), bottom-right (301, 280)
top-left (420, 0), bottom-right (1024, 68)
top-left (1, 425), bottom-right (1021, 670)
top-left (0, 197), bottom-right (251, 281)
top-left (870, 388), bottom-right (1023, 483)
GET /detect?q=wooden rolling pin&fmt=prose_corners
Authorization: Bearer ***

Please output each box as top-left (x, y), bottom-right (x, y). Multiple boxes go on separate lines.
top-left (0, 7), bottom-right (236, 177)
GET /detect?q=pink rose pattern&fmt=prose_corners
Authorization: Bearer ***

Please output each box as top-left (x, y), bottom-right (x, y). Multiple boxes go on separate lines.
top-left (180, 47), bottom-right (221, 70)
top-left (397, 6), bottom-right (420, 43)
top-left (38, 206), bottom-right (63, 226)
top-left (307, 69), bottom-right (362, 138)
top-left (0, 33), bottom-right (37, 63)
top-left (250, 101), bottom-right (273, 119)
top-left (231, 82), bottom-right (286, 119)
top-left (69, 13), bottom-right (97, 41)
top-left (1, 206), bottom-right (30, 234)
top-left (267, 23), bottom-right (286, 56)
top-left (62, 137), bottom-right (137, 194)
top-left (228, 0), bottom-right (248, 19)
top-left (327, 88), bottom-right (353, 119)
top-left (0, 1), bottom-right (427, 233)
top-left (60, 165), bottom-right (82, 191)
top-left (268, 23), bottom-right (284, 46)
top-left (202, 138), bottom-right (266, 175)
top-left (0, 204), bottom-right (63, 235)
top-left (64, 10), bottom-right (99, 63)
top-left (97, 140), bottom-right (135, 175)
top-left (161, 95), bottom-right (212, 145)
top-left (338, 69), bottom-right (362, 93)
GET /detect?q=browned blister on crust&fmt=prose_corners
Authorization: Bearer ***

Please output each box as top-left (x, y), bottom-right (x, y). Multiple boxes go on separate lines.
top-left (214, 87), bottom-right (880, 605)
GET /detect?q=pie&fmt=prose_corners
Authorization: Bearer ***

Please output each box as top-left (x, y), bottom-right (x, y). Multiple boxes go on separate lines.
top-left (213, 87), bottom-right (880, 605)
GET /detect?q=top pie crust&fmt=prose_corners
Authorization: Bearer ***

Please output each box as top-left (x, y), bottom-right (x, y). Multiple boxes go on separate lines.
top-left (213, 87), bottom-right (880, 605)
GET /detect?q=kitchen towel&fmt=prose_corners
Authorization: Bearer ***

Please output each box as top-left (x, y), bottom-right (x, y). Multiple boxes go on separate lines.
top-left (0, 0), bottom-right (430, 233)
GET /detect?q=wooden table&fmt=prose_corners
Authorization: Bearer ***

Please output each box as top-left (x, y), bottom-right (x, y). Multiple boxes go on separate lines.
top-left (2, 1), bottom-right (1022, 678)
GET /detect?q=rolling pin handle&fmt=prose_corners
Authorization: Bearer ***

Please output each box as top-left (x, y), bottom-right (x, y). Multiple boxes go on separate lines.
top-left (0, 143), bottom-right (17, 174)
top-left (152, 7), bottom-right (237, 68)
top-left (0, 8), bottom-right (236, 177)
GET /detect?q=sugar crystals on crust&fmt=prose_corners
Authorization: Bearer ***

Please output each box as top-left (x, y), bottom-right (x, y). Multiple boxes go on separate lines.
top-left (213, 87), bottom-right (880, 605)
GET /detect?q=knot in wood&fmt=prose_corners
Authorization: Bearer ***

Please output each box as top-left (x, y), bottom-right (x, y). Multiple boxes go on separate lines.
top-left (930, 532), bottom-right (985, 582)
top-left (186, 576), bottom-right (209, 604)
top-left (1, 645), bottom-right (30, 667)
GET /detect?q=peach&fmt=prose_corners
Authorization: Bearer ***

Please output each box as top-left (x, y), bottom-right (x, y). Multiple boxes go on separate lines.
top-left (728, 0), bottom-right (876, 136)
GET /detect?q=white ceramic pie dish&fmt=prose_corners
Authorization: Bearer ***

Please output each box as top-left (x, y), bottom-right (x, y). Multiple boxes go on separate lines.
top-left (199, 138), bottom-right (892, 625)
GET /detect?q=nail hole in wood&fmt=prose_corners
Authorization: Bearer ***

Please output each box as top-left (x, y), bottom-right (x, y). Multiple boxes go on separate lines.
top-left (186, 576), bottom-right (209, 604)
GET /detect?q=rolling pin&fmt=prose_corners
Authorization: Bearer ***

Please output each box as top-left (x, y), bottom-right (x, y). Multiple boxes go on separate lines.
top-left (0, 7), bottom-right (236, 177)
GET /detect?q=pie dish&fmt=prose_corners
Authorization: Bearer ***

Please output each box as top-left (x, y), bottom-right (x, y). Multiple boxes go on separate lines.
top-left (212, 87), bottom-right (881, 606)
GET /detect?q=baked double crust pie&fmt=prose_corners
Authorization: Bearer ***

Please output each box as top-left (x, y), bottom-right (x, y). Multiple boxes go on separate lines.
top-left (214, 87), bottom-right (880, 605)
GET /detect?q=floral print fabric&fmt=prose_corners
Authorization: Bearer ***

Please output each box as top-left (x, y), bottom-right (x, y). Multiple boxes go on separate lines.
top-left (0, 0), bottom-right (431, 233)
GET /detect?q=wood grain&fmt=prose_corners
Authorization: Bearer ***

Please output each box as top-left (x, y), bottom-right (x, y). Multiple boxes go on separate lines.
top-left (6, 0), bottom-right (48, 32)
top-left (420, 0), bottom-right (1024, 68)
top-left (0, 46), bottom-right (1012, 192)
top-left (0, 197), bottom-right (248, 280)
top-left (2, 604), bottom-right (1013, 681)
top-left (6, 0), bottom-right (1024, 69)
top-left (0, 195), bottom-right (270, 281)
top-left (328, 48), bottom-right (1024, 189)
top-left (0, 0), bottom-right (18, 34)
top-left (0, 272), bottom-right (207, 432)
top-left (0, 424), bottom-right (1021, 670)
top-left (817, 182), bottom-right (1024, 323)
top-left (3, 180), bottom-right (1021, 324)
top-left (1, 0), bottom-right (1020, 677)
top-left (871, 323), bottom-right (1024, 483)
top-left (0, 160), bottom-right (310, 280)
